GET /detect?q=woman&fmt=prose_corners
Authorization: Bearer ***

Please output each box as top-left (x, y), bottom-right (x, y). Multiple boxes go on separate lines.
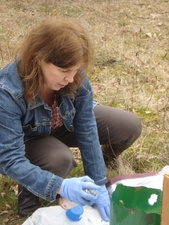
top-left (0, 18), bottom-right (142, 222)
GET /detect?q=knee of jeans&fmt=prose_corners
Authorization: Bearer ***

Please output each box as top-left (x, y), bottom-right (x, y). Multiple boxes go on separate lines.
top-left (134, 116), bottom-right (142, 139)
top-left (124, 116), bottom-right (142, 148)
top-left (47, 148), bottom-right (77, 177)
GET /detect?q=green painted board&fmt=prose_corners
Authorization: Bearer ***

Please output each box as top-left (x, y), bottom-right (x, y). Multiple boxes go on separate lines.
top-left (110, 184), bottom-right (162, 225)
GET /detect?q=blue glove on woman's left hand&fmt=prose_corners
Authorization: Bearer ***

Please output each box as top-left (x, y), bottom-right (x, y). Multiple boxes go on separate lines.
top-left (92, 185), bottom-right (110, 222)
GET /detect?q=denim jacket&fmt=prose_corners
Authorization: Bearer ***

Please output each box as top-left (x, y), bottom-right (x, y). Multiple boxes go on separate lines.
top-left (0, 61), bottom-right (107, 202)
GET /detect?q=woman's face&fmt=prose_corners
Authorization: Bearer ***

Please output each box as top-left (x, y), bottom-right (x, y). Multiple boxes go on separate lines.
top-left (40, 61), bottom-right (82, 91)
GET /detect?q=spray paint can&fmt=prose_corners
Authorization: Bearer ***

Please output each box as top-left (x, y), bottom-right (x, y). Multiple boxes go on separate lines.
top-left (59, 180), bottom-right (98, 210)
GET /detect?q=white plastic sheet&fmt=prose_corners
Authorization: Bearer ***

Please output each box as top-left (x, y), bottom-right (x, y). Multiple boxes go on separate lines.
top-left (23, 205), bottom-right (109, 225)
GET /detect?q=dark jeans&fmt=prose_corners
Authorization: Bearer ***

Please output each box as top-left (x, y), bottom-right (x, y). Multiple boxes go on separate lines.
top-left (25, 105), bottom-right (142, 178)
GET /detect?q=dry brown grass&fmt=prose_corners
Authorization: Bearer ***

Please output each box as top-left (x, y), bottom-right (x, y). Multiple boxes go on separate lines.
top-left (0, 0), bottom-right (169, 224)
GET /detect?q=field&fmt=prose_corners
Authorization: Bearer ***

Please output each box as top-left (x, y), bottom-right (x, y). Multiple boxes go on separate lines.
top-left (0, 0), bottom-right (169, 224)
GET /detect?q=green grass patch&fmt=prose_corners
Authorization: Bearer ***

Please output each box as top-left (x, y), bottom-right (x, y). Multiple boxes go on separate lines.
top-left (67, 161), bottom-right (84, 178)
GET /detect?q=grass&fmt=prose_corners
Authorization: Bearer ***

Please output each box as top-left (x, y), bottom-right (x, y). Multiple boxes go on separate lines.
top-left (0, 0), bottom-right (169, 224)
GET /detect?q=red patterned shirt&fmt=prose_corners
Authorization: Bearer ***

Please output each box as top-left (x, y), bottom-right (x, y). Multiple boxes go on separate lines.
top-left (50, 94), bottom-right (63, 134)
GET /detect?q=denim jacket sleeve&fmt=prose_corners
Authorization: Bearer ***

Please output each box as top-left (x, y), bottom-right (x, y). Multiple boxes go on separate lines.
top-left (0, 63), bottom-right (63, 202)
top-left (73, 76), bottom-right (107, 186)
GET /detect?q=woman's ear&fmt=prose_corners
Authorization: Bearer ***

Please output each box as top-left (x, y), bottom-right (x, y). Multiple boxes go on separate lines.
top-left (37, 55), bottom-right (45, 66)
top-left (38, 59), bottom-right (43, 66)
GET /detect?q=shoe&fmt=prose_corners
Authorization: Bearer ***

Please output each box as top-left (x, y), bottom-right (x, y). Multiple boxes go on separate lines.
top-left (18, 184), bottom-right (41, 217)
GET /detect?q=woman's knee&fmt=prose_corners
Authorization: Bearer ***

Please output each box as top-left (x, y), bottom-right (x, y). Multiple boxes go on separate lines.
top-left (25, 136), bottom-right (77, 177)
top-left (94, 105), bottom-right (142, 151)
top-left (129, 114), bottom-right (142, 141)
top-left (117, 111), bottom-right (142, 147)
top-left (137, 116), bottom-right (142, 137)
top-left (48, 146), bottom-right (77, 177)
top-left (118, 114), bottom-right (142, 151)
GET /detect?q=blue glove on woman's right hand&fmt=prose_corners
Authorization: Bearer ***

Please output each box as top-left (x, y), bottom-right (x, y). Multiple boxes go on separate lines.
top-left (60, 176), bottom-right (101, 206)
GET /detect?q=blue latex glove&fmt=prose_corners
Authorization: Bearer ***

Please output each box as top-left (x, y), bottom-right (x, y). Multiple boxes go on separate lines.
top-left (61, 176), bottom-right (101, 206)
top-left (92, 185), bottom-right (110, 222)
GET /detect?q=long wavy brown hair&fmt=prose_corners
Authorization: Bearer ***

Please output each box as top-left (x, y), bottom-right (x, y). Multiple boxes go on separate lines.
top-left (16, 18), bottom-right (94, 102)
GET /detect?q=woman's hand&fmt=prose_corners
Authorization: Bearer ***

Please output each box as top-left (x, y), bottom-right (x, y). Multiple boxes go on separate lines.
top-left (60, 176), bottom-right (101, 206)
top-left (92, 185), bottom-right (110, 222)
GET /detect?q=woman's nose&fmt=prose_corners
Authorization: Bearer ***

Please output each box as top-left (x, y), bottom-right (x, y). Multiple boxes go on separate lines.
top-left (64, 71), bottom-right (76, 83)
